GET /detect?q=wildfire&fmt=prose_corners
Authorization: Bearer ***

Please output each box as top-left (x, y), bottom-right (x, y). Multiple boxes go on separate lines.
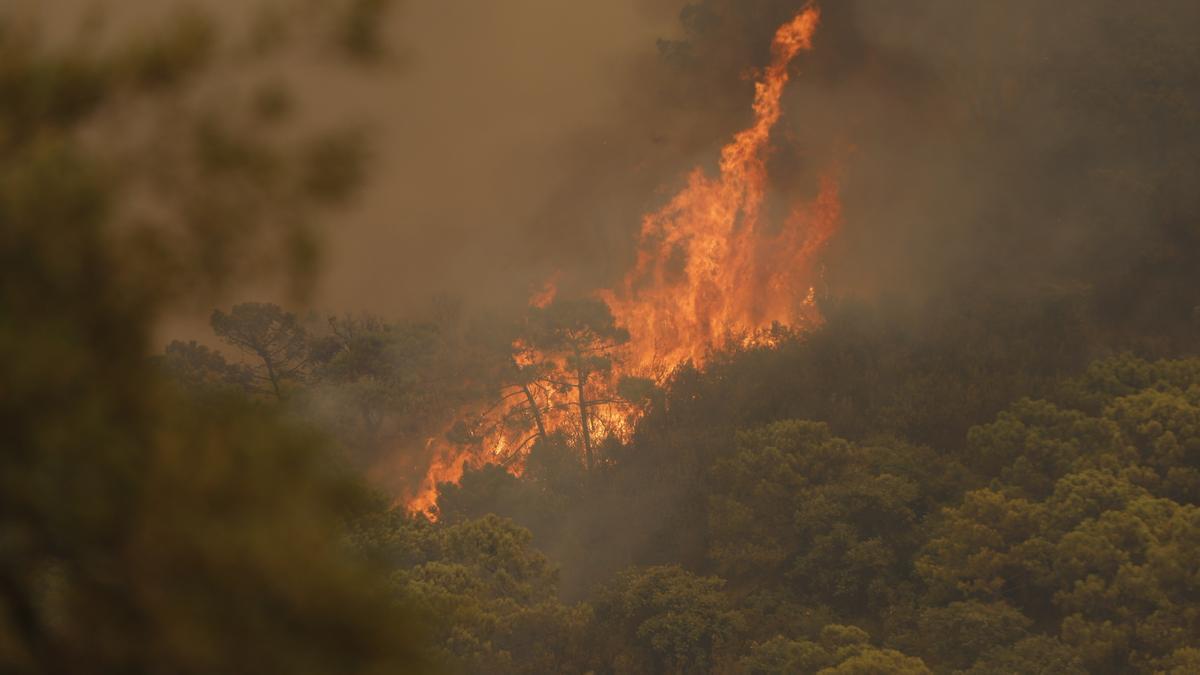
top-left (404, 5), bottom-right (839, 514)
top-left (403, 438), bottom-right (472, 514)
top-left (602, 5), bottom-right (837, 374)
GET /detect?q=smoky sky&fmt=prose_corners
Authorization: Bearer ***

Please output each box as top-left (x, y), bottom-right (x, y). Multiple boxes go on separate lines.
top-left (341, 0), bottom-right (1197, 322)
top-left (310, 0), bottom-right (688, 315)
top-left (531, 0), bottom-right (1200, 315)
top-left (30, 0), bottom-right (1200, 329)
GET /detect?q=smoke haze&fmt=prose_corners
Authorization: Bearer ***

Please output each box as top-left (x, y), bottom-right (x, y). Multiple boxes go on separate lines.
top-left (27, 0), bottom-right (1197, 332)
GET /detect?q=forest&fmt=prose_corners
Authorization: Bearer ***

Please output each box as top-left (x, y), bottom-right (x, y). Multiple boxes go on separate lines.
top-left (4, 1), bottom-right (1200, 673)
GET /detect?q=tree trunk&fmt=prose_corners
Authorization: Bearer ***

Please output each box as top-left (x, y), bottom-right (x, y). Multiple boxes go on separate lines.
top-left (576, 358), bottom-right (594, 471)
top-left (262, 352), bottom-right (282, 400)
top-left (511, 357), bottom-right (548, 441)
top-left (520, 381), bottom-right (548, 441)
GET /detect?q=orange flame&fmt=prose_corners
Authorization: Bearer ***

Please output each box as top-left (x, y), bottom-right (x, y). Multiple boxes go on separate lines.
top-left (404, 5), bottom-right (839, 514)
top-left (529, 272), bottom-right (560, 309)
top-left (602, 6), bottom-right (836, 374)
top-left (402, 438), bottom-right (473, 514)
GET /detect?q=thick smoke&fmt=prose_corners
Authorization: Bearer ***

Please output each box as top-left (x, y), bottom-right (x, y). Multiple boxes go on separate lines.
top-left (527, 0), bottom-right (1200, 326)
top-left (485, 0), bottom-right (1200, 588)
top-left (50, 0), bottom-right (1197, 334)
top-left (44, 0), bottom-right (1200, 495)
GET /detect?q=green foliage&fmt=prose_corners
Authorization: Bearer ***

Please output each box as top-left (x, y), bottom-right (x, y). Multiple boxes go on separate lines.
top-left (708, 421), bottom-right (934, 615)
top-left (0, 4), bottom-right (426, 672)
top-left (1158, 647), bottom-right (1200, 675)
top-left (385, 515), bottom-right (588, 674)
top-left (436, 465), bottom-right (538, 527)
top-left (738, 626), bottom-right (931, 675)
top-left (158, 339), bottom-right (254, 394)
top-left (964, 635), bottom-right (1087, 675)
top-left (738, 635), bottom-right (836, 673)
top-left (816, 647), bottom-right (931, 675)
top-left (915, 601), bottom-right (1031, 670)
top-left (22, 1), bottom-right (1192, 669)
top-left (909, 358), bottom-right (1200, 672)
top-left (306, 313), bottom-right (446, 461)
top-left (149, 295), bottom-right (1200, 673)
top-left (211, 302), bottom-right (310, 399)
top-left (594, 565), bottom-right (742, 674)
top-left (965, 398), bottom-right (1133, 498)
top-left (399, 333), bottom-right (1200, 674)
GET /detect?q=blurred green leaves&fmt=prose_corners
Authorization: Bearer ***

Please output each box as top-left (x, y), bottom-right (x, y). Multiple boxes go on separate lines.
top-left (117, 8), bottom-right (215, 91)
top-left (0, 3), bottom-right (426, 672)
top-left (339, 0), bottom-right (394, 62)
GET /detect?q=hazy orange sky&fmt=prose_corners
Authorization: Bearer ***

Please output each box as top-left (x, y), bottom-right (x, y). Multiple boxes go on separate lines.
top-left (27, 0), bottom-right (696, 338)
top-left (28, 0), bottom-right (1195, 344)
top-left (315, 0), bottom-right (685, 314)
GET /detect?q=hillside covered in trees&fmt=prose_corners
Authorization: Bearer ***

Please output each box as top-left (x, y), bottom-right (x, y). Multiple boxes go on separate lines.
top-left (163, 296), bottom-right (1200, 674)
top-left (5, 0), bottom-right (1200, 673)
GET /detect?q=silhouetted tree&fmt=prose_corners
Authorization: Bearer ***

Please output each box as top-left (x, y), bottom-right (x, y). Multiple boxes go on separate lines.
top-left (211, 302), bottom-right (309, 399)
top-left (527, 298), bottom-right (630, 469)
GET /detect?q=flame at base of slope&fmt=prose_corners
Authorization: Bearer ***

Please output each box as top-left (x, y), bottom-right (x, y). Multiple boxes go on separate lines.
top-left (402, 351), bottom-right (640, 515)
top-left (403, 5), bottom-right (839, 515)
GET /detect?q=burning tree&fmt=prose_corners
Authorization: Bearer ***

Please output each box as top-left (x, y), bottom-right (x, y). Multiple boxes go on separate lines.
top-left (448, 298), bottom-right (633, 471)
top-left (526, 298), bottom-right (631, 470)
top-left (405, 4), bottom-right (838, 510)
